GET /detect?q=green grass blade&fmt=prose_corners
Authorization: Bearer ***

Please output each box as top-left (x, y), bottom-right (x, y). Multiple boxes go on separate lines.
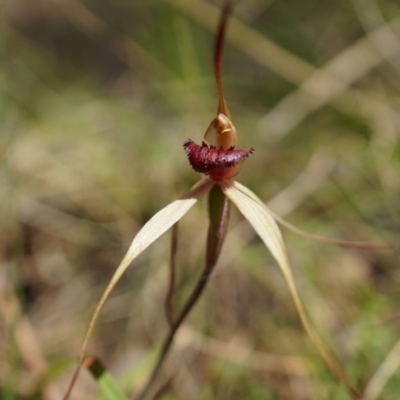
top-left (84, 357), bottom-right (128, 400)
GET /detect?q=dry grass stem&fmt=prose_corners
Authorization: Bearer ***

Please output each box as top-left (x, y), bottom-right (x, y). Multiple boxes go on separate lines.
top-left (258, 15), bottom-right (400, 140)
top-left (174, 325), bottom-right (310, 377)
top-left (364, 337), bottom-right (400, 400)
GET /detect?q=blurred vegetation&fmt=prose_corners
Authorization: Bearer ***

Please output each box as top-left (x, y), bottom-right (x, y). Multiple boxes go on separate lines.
top-left (0, 0), bottom-right (399, 399)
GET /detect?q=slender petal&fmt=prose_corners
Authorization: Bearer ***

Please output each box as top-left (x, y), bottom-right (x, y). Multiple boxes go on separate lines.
top-left (235, 180), bottom-right (391, 250)
top-left (221, 180), bottom-right (362, 399)
top-left (269, 210), bottom-right (391, 250)
top-left (63, 177), bottom-right (214, 400)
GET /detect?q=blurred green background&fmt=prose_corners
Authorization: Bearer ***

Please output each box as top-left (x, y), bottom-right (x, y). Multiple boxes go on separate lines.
top-left (1, 0), bottom-right (399, 399)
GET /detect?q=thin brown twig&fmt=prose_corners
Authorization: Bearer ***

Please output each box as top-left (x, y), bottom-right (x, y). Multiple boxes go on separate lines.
top-left (149, 378), bottom-right (173, 400)
top-left (135, 240), bottom-right (219, 400)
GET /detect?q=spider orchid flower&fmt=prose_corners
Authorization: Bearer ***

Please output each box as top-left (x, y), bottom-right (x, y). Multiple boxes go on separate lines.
top-left (64, 4), bottom-right (390, 400)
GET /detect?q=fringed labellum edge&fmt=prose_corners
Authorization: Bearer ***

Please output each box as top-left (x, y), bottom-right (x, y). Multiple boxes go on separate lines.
top-left (183, 140), bottom-right (254, 181)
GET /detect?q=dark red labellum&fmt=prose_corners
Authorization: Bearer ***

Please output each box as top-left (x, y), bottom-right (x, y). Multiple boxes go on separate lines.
top-left (183, 139), bottom-right (254, 173)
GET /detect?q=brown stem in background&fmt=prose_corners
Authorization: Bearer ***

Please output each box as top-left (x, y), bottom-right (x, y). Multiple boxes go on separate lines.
top-left (135, 186), bottom-right (230, 400)
top-left (149, 378), bottom-right (173, 400)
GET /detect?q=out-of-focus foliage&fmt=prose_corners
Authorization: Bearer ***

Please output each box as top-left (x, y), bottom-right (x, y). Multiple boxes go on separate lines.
top-left (0, 0), bottom-right (399, 399)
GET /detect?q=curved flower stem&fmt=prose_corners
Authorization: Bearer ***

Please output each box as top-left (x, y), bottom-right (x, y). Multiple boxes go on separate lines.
top-left (135, 186), bottom-right (230, 400)
top-left (214, 0), bottom-right (231, 118)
